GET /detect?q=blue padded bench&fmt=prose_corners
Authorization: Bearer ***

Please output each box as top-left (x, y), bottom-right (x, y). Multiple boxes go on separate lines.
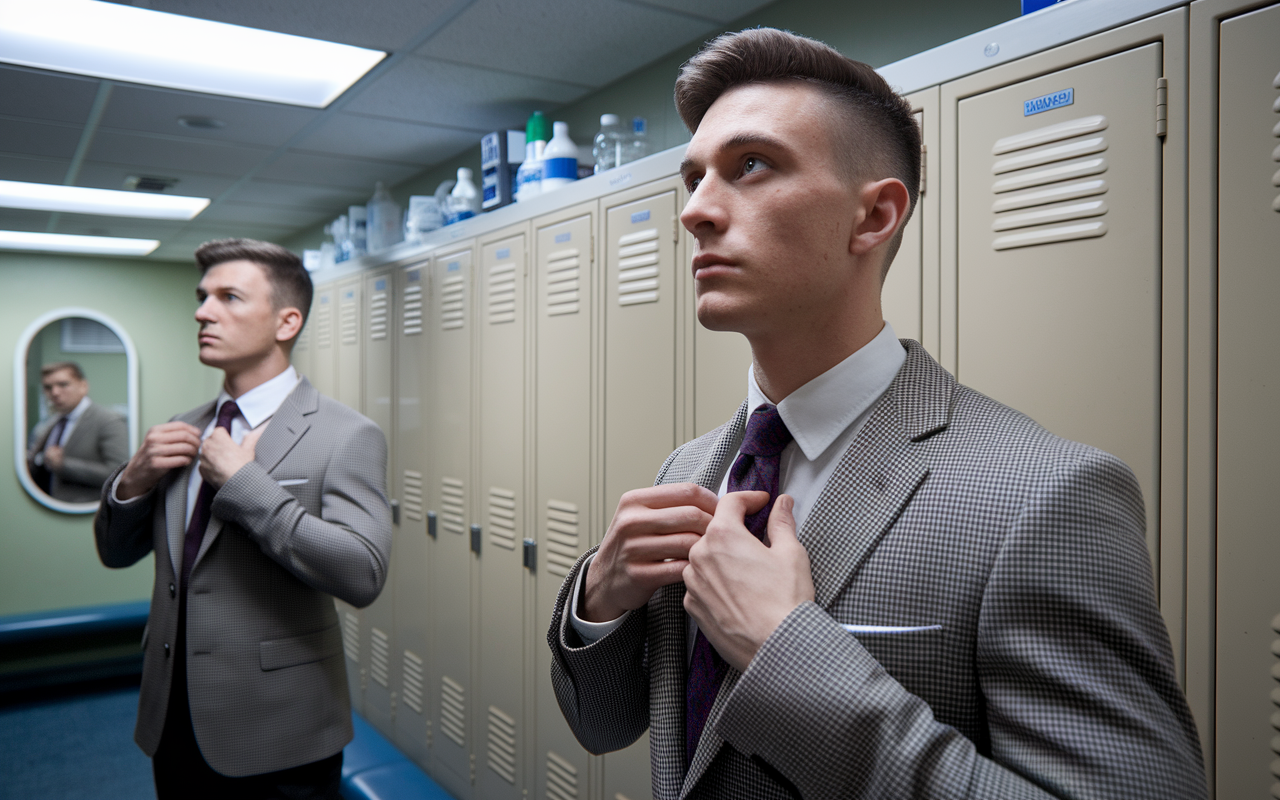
top-left (342, 713), bottom-right (454, 800)
top-left (0, 600), bottom-right (151, 693)
top-left (0, 600), bottom-right (150, 646)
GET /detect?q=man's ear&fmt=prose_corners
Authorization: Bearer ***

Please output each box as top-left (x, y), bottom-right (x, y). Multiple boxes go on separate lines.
top-left (275, 307), bottom-right (304, 344)
top-left (849, 178), bottom-right (910, 256)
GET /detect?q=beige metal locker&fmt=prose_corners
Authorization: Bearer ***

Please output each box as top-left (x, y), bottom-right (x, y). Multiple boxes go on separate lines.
top-left (427, 242), bottom-right (477, 799)
top-left (532, 202), bottom-right (599, 800)
top-left (309, 283), bottom-right (337, 398)
top-left (602, 179), bottom-right (687, 800)
top-left (291, 300), bottom-right (313, 383)
top-left (334, 276), bottom-right (367, 716)
top-left (362, 270), bottom-right (398, 737)
top-left (392, 260), bottom-right (433, 767)
top-left (942, 11), bottom-right (1188, 598)
top-left (474, 226), bottom-right (532, 800)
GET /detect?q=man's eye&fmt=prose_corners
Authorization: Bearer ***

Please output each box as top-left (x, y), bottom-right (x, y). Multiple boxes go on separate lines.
top-left (743, 157), bottom-right (764, 175)
top-left (687, 176), bottom-right (701, 193)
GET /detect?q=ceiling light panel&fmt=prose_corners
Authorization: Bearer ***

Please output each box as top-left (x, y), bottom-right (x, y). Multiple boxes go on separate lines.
top-left (0, 0), bottom-right (387, 108)
top-left (0, 180), bottom-right (209, 220)
top-left (0, 230), bottom-right (159, 256)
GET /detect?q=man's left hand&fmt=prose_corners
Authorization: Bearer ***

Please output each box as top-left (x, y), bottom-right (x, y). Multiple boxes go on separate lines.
top-left (198, 426), bottom-right (265, 489)
top-left (682, 492), bottom-right (814, 673)
top-left (45, 445), bottom-right (64, 472)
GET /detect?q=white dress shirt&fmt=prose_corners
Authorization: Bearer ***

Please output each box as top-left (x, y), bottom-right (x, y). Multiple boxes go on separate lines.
top-left (570, 323), bottom-right (907, 651)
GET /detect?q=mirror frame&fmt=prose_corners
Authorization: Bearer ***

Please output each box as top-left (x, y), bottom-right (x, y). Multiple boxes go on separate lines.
top-left (13, 308), bottom-right (140, 515)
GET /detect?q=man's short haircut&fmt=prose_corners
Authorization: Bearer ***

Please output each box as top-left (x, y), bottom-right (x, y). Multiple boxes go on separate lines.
top-left (194, 238), bottom-right (313, 334)
top-left (674, 28), bottom-right (922, 276)
top-left (42, 361), bottom-right (85, 381)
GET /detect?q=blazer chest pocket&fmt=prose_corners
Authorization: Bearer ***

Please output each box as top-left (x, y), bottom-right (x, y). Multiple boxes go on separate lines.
top-left (260, 624), bottom-right (343, 671)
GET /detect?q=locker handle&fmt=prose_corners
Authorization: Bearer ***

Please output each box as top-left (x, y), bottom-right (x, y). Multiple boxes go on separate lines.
top-left (471, 524), bottom-right (482, 555)
top-left (427, 511), bottom-right (437, 538)
top-left (390, 499), bottom-right (400, 526)
top-left (522, 539), bottom-right (536, 571)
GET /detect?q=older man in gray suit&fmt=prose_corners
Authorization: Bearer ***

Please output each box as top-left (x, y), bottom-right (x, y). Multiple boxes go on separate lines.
top-left (96, 238), bottom-right (391, 799)
top-left (548, 29), bottom-right (1206, 800)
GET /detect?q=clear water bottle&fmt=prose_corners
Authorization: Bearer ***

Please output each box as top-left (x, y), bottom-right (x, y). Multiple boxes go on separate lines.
top-left (366, 183), bottom-right (402, 253)
top-left (628, 117), bottom-right (650, 164)
top-left (593, 113), bottom-right (626, 173)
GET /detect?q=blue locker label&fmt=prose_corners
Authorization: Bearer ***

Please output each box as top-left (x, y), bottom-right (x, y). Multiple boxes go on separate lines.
top-left (375, 279), bottom-right (386, 290)
top-left (555, 232), bottom-right (571, 243)
top-left (1024, 88), bottom-right (1073, 116)
top-left (496, 248), bottom-right (510, 259)
top-left (447, 261), bottom-right (461, 272)
top-left (408, 270), bottom-right (420, 281)
top-left (321, 295), bottom-right (329, 304)
top-left (344, 290), bottom-right (353, 299)
top-left (630, 209), bottom-right (650, 223)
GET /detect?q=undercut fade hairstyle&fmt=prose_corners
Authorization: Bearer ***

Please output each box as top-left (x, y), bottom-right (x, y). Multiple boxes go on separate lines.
top-left (194, 238), bottom-right (314, 340)
top-left (42, 361), bottom-right (85, 381)
top-left (675, 28), bottom-right (922, 278)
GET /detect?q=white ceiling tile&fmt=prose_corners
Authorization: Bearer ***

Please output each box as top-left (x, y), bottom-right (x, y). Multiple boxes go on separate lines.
top-left (196, 201), bottom-right (329, 228)
top-left (52, 214), bottom-right (188, 239)
top-left (417, 0), bottom-right (714, 87)
top-left (0, 65), bottom-right (102, 124)
top-left (99, 84), bottom-right (319, 149)
top-left (621, 0), bottom-right (776, 24)
top-left (87, 131), bottom-right (271, 177)
top-left (296, 113), bottom-right (481, 164)
top-left (0, 119), bottom-right (84, 160)
top-left (0, 154), bottom-right (72, 185)
top-left (73, 161), bottom-right (237, 198)
top-left (224, 179), bottom-right (368, 210)
top-left (0, 208), bottom-right (53, 231)
top-left (256, 151), bottom-right (422, 191)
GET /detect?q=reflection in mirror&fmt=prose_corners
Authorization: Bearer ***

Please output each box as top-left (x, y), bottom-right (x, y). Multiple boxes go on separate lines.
top-left (13, 309), bottom-right (138, 515)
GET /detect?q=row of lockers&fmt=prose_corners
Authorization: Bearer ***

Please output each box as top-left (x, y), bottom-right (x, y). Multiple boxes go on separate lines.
top-left (291, 0), bottom-right (1278, 797)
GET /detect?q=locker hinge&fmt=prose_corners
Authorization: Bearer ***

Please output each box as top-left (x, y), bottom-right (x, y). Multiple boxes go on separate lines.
top-left (590, 232), bottom-right (595, 263)
top-left (390, 499), bottom-right (400, 526)
top-left (672, 215), bottom-right (680, 243)
top-left (1155, 77), bottom-right (1168, 138)
top-left (919, 144), bottom-right (927, 196)
top-left (470, 524), bottom-right (482, 555)
top-left (522, 538), bottom-right (537, 570)
top-left (470, 753), bottom-right (477, 784)
top-left (427, 510), bottom-right (437, 538)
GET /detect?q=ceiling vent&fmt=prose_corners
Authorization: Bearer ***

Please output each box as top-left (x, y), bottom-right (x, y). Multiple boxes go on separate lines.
top-left (178, 115), bottom-right (225, 130)
top-left (123, 175), bottom-right (180, 193)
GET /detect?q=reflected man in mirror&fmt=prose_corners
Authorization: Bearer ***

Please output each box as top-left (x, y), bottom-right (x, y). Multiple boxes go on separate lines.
top-left (28, 361), bottom-right (128, 503)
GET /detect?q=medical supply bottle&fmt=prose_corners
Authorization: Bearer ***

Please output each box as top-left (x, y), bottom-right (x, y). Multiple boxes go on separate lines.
top-left (540, 121), bottom-right (578, 192)
top-left (447, 167), bottom-right (481, 223)
top-left (593, 113), bottom-right (625, 173)
top-left (365, 182), bottom-right (401, 253)
top-left (515, 111), bottom-right (550, 202)
top-left (628, 117), bottom-right (649, 163)
top-left (347, 205), bottom-right (368, 258)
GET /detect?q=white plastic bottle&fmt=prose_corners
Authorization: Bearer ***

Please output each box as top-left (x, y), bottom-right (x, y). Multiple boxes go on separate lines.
top-left (627, 117), bottom-right (650, 164)
top-left (540, 121), bottom-right (578, 192)
top-left (366, 182), bottom-right (402, 253)
top-left (448, 167), bottom-right (481, 224)
top-left (593, 113), bottom-right (625, 173)
top-left (331, 215), bottom-right (349, 262)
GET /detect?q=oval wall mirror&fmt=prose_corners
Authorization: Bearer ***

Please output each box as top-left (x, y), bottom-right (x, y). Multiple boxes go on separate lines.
top-left (13, 309), bottom-right (139, 514)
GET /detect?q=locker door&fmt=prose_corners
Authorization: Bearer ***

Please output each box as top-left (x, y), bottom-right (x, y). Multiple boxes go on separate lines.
top-left (291, 303), bottom-right (313, 382)
top-left (603, 180), bottom-right (684, 800)
top-left (533, 204), bottom-right (597, 800)
top-left (476, 228), bottom-right (530, 800)
top-left (953, 43), bottom-right (1165, 567)
top-left (362, 270), bottom-right (397, 736)
top-left (393, 260), bottom-right (432, 767)
top-left (310, 284), bottom-right (337, 398)
top-left (334, 276), bottom-right (366, 713)
top-left (428, 243), bottom-right (477, 799)
top-left (1214, 4), bottom-right (1280, 797)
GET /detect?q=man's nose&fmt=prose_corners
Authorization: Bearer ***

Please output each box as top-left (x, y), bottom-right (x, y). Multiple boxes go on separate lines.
top-left (679, 179), bottom-right (722, 236)
top-left (194, 297), bottom-right (215, 321)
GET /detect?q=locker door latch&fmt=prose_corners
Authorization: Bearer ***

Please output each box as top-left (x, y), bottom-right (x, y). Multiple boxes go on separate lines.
top-left (389, 499), bottom-right (400, 526)
top-left (471, 524), bottom-right (482, 555)
top-left (522, 539), bottom-right (537, 571)
top-left (427, 511), bottom-right (437, 538)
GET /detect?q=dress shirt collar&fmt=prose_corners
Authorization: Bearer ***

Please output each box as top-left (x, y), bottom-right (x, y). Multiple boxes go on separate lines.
top-left (214, 366), bottom-right (300, 429)
top-left (746, 322), bottom-right (906, 461)
top-left (63, 396), bottom-right (91, 423)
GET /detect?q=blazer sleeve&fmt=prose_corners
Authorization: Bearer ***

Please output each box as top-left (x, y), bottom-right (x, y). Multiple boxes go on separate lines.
top-left (714, 450), bottom-right (1207, 800)
top-left (58, 408), bottom-right (130, 489)
top-left (94, 462), bottom-right (157, 568)
top-left (210, 415), bottom-right (392, 608)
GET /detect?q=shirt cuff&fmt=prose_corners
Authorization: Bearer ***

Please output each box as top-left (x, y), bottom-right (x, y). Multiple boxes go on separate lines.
top-left (568, 553), bottom-right (630, 645)
top-left (109, 471), bottom-right (148, 505)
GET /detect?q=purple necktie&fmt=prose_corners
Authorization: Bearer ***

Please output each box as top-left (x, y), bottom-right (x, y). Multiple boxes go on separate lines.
top-left (45, 415), bottom-right (69, 450)
top-left (685, 404), bottom-right (793, 769)
top-left (181, 400), bottom-right (240, 589)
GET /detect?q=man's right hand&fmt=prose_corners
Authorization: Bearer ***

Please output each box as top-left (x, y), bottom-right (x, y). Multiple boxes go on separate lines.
top-left (116, 422), bottom-right (202, 500)
top-left (582, 483), bottom-right (719, 623)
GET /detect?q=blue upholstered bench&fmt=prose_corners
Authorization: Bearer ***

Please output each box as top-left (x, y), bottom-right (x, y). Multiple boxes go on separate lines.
top-left (341, 713), bottom-right (454, 800)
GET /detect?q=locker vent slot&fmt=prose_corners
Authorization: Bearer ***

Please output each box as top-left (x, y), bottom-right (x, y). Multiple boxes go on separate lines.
top-left (294, 324), bottom-right (310, 353)
top-left (341, 611), bottom-right (359, 663)
top-left (488, 487), bottom-right (517, 550)
top-left (402, 284), bottom-right (423, 336)
top-left (441, 478), bottom-right (465, 536)
top-left (546, 750), bottom-right (580, 800)
top-left (370, 627), bottom-right (390, 688)
top-left (546, 247), bottom-right (581, 316)
top-left (315, 298), bottom-right (333, 349)
top-left (369, 291), bottom-right (388, 340)
top-left (403, 469), bottom-right (424, 522)
top-left (545, 500), bottom-right (580, 577)
top-left (401, 650), bottom-right (424, 714)
top-left (617, 228), bottom-right (660, 306)
top-left (340, 293), bottom-right (358, 345)
top-left (441, 273), bottom-right (465, 330)
top-left (990, 115), bottom-right (1111, 250)
top-left (1273, 84), bottom-right (1280, 212)
top-left (488, 262), bottom-right (517, 324)
top-left (1271, 611), bottom-right (1280, 797)
top-left (440, 676), bottom-right (466, 747)
top-left (486, 705), bottom-right (517, 784)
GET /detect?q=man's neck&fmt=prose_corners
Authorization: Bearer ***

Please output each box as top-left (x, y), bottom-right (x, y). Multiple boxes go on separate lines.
top-left (222, 352), bottom-right (291, 399)
top-left (749, 311), bottom-right (884, 404)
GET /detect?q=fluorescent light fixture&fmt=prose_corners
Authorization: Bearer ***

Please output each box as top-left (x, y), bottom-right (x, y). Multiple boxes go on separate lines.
top-left (0, 180), bottom-right (209, 220)
top-left (0, 0), bottom-right (387, 108)
top-left (0, 231), bottom-right (159, 257)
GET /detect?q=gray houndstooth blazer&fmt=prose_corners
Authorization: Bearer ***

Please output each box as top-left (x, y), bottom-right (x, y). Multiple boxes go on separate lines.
top-left (549, 340), bottom-right (1205, 799)
top-left (95, 377), bottom-right (391, 777)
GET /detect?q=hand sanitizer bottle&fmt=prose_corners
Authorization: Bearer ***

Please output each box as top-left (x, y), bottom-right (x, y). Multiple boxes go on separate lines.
top-left (447, 168), bottom-right (481, 224)
top-left (540, 121), bottom-right (578, 192)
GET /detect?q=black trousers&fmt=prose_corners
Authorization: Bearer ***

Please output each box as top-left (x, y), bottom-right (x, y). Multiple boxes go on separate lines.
top-left (153, 601), bottom-right (342, 800)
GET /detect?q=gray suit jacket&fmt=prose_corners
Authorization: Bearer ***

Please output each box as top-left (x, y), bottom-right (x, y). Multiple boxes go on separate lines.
top-left (30, 400), bottom-right (129, 502)
top-left (549, 340), bottom-right (1205, 799)
top-left (95, 377), bottom-right (391, 777)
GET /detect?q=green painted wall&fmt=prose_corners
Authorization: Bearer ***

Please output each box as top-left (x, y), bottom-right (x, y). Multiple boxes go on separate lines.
top-left (1, 253), bottom-right (222, 617)
top-left (282, 0), bottom-right (1018, 254)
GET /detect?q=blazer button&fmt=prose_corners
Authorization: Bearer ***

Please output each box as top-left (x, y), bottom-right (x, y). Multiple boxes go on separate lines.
top-left (169, 583), bottom-right (176, 598)
top-left (163, 643), bottom-right (171, 658)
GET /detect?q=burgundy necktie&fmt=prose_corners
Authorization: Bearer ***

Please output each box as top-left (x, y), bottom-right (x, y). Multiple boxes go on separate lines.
top-left (685, 404), bottom-right (793, 769)
top-left (45, 415), bottom-right (69, 450)
top-left (181, 400), bottom-right (240, 589)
